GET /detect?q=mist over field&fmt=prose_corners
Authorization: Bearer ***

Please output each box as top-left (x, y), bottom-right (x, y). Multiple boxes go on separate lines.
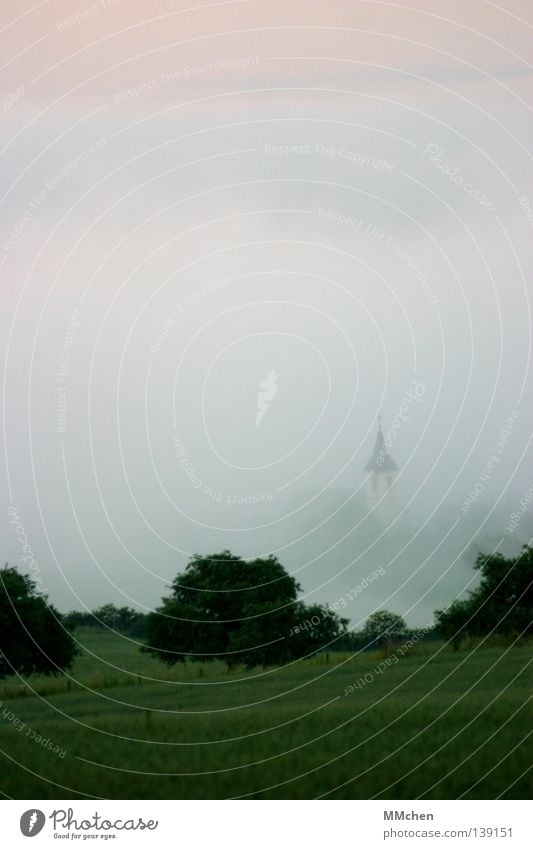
top-left (1, 0), bottom-right (533, 812)
top-left (1, 0), bottom-right (532, 632)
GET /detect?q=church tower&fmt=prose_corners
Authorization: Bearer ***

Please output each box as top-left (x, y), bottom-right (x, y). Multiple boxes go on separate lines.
top-left (363, 416), bottom-right (399, 518)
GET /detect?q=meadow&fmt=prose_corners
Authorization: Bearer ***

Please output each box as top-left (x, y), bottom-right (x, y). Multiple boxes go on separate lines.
top-left (0, 629), bottom-right (530, 799)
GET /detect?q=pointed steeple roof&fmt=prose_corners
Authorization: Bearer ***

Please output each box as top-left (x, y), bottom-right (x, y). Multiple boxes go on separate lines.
top-left (364, 418), bottom-right (398, 473)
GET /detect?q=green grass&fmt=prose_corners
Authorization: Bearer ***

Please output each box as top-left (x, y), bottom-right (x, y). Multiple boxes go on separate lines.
top-left (0, 629), bottom-right (530, 799)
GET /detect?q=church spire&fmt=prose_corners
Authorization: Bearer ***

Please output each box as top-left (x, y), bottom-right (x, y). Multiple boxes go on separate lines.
top-left (363, 417), bottom-right (398, 473)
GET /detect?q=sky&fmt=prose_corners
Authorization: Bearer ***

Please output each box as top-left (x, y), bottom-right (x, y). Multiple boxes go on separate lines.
top-left (1, 0), bottom-right (532, 627)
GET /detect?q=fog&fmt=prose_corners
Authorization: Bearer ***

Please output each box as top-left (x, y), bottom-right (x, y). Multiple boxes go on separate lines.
top-left (1, 0), bottom-right (532, 628)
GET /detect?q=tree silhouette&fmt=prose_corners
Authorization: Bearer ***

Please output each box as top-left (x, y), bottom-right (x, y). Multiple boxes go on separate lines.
top-left (143, 551), bottom-right (347, 668)
top-left (435, 546), bottom-right (533, 647)
top-left (0, 565), bottom-right (78, 678)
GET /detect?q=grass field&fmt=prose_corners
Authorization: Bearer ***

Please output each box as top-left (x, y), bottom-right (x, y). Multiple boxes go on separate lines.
top-left (0, 629), bottom-right (530, 799)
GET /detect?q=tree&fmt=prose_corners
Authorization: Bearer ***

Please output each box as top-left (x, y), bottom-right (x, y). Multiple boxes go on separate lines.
top-left (0, 566), bottom-right (78, 678)
top-left (143, 551), bottom-right (347, 668)
top-left (362, 610), bottom-right (407, 649)
top-left (435, 546), bottom-right (533, 647)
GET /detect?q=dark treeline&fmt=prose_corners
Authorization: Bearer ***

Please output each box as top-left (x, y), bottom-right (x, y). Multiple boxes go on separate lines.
top-left (63, 604), bottom-right (147, 637)
top-left (1, 545), bottom-right (531, 678)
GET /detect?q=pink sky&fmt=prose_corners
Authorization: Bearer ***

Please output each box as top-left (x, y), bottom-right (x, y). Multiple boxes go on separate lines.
top-left (2, 0), bottom-right (532, 110)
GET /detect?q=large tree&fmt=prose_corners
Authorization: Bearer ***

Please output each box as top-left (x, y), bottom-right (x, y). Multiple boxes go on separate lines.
top-left (143, 551), bottom-right (347, 668)
top-left (435, 546), bottom-right (533, 647)
top-left (0, 566), bottom-right (78, 678)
